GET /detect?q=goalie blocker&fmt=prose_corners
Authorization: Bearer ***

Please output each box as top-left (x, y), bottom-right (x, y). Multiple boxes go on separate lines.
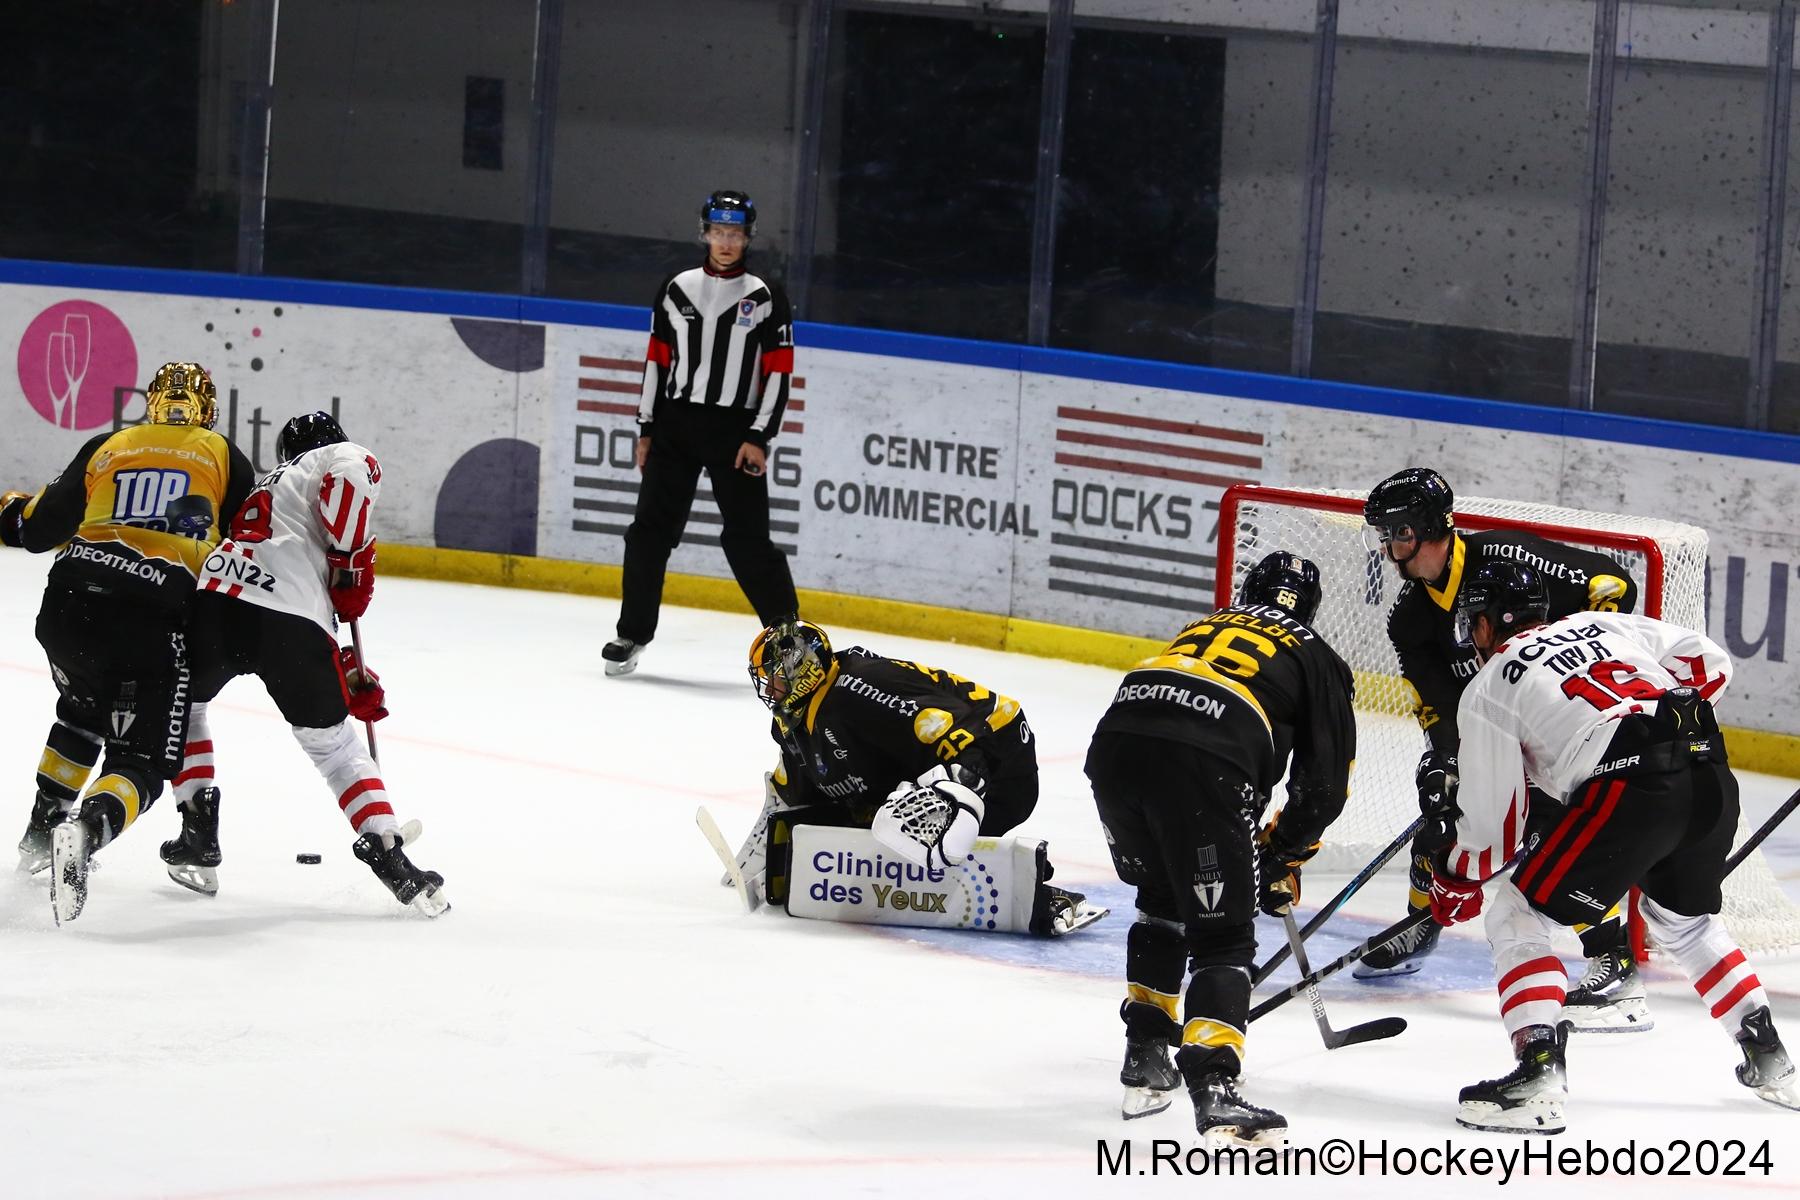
top-left (768, 808), bottom-right (1091, 936)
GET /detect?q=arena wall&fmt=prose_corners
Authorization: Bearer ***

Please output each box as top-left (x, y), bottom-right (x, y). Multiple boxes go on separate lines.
top-left (3, 260), bottom-right (1796, 768)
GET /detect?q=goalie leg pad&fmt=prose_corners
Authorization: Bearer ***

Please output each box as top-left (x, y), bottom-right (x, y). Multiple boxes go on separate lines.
top-left (784, 823), bottom-right (1047, 933)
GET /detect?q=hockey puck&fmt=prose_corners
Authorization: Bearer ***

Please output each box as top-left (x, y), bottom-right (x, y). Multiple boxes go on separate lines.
top-left (296, 852), bottom-right (323, 865)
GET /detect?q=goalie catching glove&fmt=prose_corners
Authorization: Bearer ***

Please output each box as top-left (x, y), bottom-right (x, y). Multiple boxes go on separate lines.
top-left (327, 539), bottom-right (377, 621)
top-left (1255, 822), bottom-right (1320, 917)
top-left (336, 645), bottom-right (388, 722)
top-left (871, 763), bottom-right (986, 871)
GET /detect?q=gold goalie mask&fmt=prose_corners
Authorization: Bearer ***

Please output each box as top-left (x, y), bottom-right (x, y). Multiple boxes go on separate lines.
top-left (145, 362), bottom-right (219, 428)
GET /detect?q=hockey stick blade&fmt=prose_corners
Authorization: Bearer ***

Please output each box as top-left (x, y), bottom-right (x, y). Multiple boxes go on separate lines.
top-left (1251, 908), bottom-right (1434, 1024)
top-left (1252, 815), bottom-right (1423, 988)
top-left (696, 806), bottom-right (760, 913)
top-left (1281, 907), bottom-right (1408, 1049)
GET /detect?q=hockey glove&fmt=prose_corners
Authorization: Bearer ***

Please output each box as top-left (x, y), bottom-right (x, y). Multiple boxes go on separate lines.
top-left (871, 764), bottom-right (986, 871)
top-left (337, 646), bottom-right (389, 723)
top-left (1428, 869), bottom-right (1483, 927)
top-left (1415, 750), bottom-right (1460, 854)
top-left (1255, 824), bottom-right (1320, 917)
top-left (327, 539), bottom-right (377, 622)
top-left (0, 490), bottom-right (30, 548)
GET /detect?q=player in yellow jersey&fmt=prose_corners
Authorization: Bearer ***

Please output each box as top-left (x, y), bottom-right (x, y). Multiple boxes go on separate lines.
top-left (1, 362), bottom-right (254, 923)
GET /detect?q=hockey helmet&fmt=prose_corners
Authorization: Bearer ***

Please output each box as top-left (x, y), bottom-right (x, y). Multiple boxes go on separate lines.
top-left (699, 189), bottom-right (756, 239)
top-left (749, 619), bottom-right (832, 725)
top-left (145, 362), bottom-right (218, 429)
top-left (1363, 467), bottom-right (1455, 546)
top-left (1240, 550), bottom-right (1323, 626)
top-left (276, 411), bottom-right (348, 464)
top-left (1454, 561), bottom-right (1550, 649)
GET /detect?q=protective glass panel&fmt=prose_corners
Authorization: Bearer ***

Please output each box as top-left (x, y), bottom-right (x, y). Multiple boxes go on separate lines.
top-left (263, 0), bottom-right (536, 291)
top-left (1592, 3), bottom-right (1767, 427)
top-left (544, 0), bottom-right (802, 306)
top-left (1054, 10), bottom-right (1310, 373)
top-left (1313, 3), bottom-right (1589, 405)
top-left (1, 1), bottom-right (239, 271)
top-left (1770, 21), bottom-right (1800, 433)
top-left (808, 7), bottom-right (1045, 342)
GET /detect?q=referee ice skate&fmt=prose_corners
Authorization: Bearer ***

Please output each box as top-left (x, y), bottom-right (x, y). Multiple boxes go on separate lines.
top-left (604, 189), bottom-right (799, 677)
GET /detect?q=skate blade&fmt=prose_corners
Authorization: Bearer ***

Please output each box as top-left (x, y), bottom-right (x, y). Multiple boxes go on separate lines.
top-left (602, 655), bottom-right (640, 678)
top-left (1456, 1099), bottom-right (1566, 1135)
top-left (1121, 1085), bottom-right (1176, 1120)
top-left (1753, 1081), bottom-right (1800, 1111)
top-left (1353, 958), bottom-right (1424, 980)
top-left (50, 822), bottom-right (89, 927)
top-left (166, 863), bottom-right (219, 897)
top-left (410, 886), bottom-right (451, 918)
top-left (17, 848), bottom-right (50, 876)
top-left (1565, 999), bottom-right (1653, 1034)
top-left (1202, 1124), bottom-right (1288, 1150)
top-left (1053, 901), bottom-right (1110, 937)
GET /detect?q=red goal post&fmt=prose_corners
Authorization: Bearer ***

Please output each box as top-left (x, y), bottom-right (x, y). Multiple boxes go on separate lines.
top-left (1215, 483), bottom-right (1800, 955)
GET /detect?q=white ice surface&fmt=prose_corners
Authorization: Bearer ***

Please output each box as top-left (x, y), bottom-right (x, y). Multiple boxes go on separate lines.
top-left (1, 546), bottom-right (1796, 1199)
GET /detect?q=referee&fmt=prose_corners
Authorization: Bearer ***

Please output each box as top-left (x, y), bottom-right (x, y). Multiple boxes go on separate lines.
top-left (604, 189), bottom-right (800, 676)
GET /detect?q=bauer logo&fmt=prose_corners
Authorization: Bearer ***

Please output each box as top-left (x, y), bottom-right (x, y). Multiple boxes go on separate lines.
top-left (17, 301), bottom-right (140, 431)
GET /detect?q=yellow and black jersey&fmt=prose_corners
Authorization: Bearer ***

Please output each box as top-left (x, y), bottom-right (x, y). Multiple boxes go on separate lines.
top-left (9, 424), bottom-right (254, 612)
top-left (772, 647), bottom-right (1028, 813)
top-left (1094, 603), bottom-right (1357, 848)
top-left (1388, 529), bottom-right (1637, 753)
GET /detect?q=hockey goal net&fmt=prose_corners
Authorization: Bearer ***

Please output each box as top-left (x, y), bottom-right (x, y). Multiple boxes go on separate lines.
top-left (1217, 483), bottom-right (1800, 955)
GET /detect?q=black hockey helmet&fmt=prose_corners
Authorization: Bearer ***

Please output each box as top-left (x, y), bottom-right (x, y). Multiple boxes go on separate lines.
top-left (276, 411), bottom-right (348, 464)
top-left (1364, 467), bottom-right (1455, 544)
top-left (699, 189), bottom-right (756, 238)
top-left (1454, 561), bottom-right (1551, 648)
top-left (749, 619), bottom-right (832, 729)
top-left (1240, 550), bottom-right (1322, 626)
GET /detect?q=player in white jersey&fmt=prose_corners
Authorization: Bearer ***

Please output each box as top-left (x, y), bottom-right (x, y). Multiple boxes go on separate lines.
top-left (1424, 561), bottom-right (1795, 1132)
top-left (163, 411), bottom-right (447, 915)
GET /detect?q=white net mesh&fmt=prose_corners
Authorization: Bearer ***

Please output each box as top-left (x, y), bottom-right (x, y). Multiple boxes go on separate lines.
top-left (1222, 484), bottom-right (1800, 954)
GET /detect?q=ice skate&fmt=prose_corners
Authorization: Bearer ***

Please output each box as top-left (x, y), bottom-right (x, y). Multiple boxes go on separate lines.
top-left (1457, 1022), bottom-right (1568, 1134)
top-left (17, 791), bottom-right (64, 875)
top-left (1120, 1037), bottom-right (1180, 1120)
top-left (1354, 908), bottom-right (1439, 978)
top-left (159, 787), bottom-right (222, 897)
top-left (1735, 1006), bottom-right (1800, 1111)
top-left (1031, 884), bottom-right (1109, 937)
top-left (1181, 1061), bottom-right (1287, 1148)
top-left (49, 810), bottom-right (100, 926)
top-left (1563, 947), bottom-right (1652, 1033)
top-left (602, 637), bottom-right (643, 677)
top-left (352, 831), bottom-right (450, 917)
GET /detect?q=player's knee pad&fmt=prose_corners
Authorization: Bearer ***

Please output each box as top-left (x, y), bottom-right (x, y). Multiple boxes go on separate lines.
top-left (1638, 894), bottom-right (1711, 956)
top-left (292, 720), bottom-right (367, 777)
top-left (1484, 878), bottom-right (1563, 956)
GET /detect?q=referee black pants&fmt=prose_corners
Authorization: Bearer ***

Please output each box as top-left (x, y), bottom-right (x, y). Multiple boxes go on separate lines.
top-left (618, 405), bottom-right (797, 644)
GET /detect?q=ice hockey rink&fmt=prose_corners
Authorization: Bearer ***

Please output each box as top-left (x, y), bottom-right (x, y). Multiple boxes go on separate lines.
top-left (1, 547), bottom-right (1796, 1200)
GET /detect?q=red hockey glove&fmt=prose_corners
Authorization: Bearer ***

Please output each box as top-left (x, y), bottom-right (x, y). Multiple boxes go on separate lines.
top-left (337, 646), bottom-right (389, 723)
top-left (326, 539), bottom-right (377, 621)
top-left (1428, 870), bottom-right (1483, 927)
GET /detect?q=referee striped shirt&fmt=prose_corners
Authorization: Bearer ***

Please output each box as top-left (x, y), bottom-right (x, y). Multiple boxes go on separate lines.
top-left (638, 263), bottom-right (794, 446)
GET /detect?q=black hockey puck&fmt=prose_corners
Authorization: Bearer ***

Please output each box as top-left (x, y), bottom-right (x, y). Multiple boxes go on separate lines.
top-left (296, 852), bottom-right (323, 864)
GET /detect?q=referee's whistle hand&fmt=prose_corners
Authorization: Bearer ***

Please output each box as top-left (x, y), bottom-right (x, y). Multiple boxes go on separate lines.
top-left (736, 442), bottom-right (766, 476)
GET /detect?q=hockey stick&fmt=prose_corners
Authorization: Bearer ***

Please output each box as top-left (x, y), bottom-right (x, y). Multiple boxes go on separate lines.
top-left (1250, 908), bottom-right (1434, 1024)
top-left (1279, 906), bottom-right (1408, 1048)
top-left (1252, 815), bottom-right (1424, 987)
top-left (1726, 786), bottom-right (1800, 876)
top-left (696, 806), bottom-right (760, 913)
top-left (349, 618), bottom-right (378, 764)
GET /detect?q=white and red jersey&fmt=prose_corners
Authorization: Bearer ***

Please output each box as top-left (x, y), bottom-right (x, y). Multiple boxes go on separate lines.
top-left (1447, 611), bottom-right (1732, 881)
top-left (199, 441), bottom-right (381, 635)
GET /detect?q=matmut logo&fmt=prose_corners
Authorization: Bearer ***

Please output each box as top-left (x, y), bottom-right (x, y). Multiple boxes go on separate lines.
top-left (17, 301), bottom-right (139, 430)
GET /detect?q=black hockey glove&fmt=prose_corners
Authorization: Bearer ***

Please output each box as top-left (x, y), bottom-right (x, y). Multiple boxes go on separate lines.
top-left (1255, 823), bottom-right (1320, 917)
top-left (0, 491), bottom-right (29, 548)
top-left (1415, 750), bottom-right (1460, 854)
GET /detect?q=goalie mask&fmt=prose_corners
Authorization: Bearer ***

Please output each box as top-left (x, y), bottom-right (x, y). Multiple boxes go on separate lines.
top-left (1240, 550), bottom-right (1322, 626)
top-left (749, 619), bottom-right (832, 728)
top-left (145, 362), bottom-right (218, 428)
top-left (1454, 561), bottom-right (1550, 652)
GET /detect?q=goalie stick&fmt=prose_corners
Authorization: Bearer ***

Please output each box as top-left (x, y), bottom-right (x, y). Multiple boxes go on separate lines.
top-left (696, 806), bottom-right (760, 912)
top-left (1279, 906), bottom-right (1408, 1048)
top-left (1252, 815), bottom-right (1424, 987)
top-left (1250, 909), bottom-right (1434, 1024)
